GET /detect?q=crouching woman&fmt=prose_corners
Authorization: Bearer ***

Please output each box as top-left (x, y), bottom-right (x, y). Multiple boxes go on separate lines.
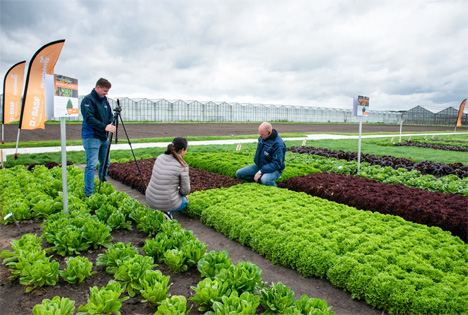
top-left (146, 137), bottom-right (190, 221)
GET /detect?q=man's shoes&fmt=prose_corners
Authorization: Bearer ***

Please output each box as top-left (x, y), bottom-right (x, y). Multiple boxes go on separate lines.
top-left (163, 212), bottom-right (173, 221)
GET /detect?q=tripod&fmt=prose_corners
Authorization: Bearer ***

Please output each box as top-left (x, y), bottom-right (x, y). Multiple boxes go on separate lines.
top-left (98, 99), bottom-right (146, 193)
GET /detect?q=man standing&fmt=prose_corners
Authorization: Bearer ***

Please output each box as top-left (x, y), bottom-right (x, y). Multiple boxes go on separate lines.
top-left (235, 122), bottom-right (286, 187)
top-left (81, 78), bottom-right (115, 197)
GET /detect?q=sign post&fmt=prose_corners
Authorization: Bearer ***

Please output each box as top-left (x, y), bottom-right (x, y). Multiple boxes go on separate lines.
top-left (45, 74), bottom-right (79, 214)
top-left (399, 118), bottom-right (404, 143)
top-left (353, 95), bottom-right (369, 172)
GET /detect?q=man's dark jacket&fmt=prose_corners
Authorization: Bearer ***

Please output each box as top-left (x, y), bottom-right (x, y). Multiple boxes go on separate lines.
top-left (254, 129), bottom-right (286, 174)
top-left (81, 89), bottom-right (114, 141)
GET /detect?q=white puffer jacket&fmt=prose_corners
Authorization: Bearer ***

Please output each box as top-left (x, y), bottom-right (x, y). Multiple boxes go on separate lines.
top-left (145, 154), bottom-right (190, 212)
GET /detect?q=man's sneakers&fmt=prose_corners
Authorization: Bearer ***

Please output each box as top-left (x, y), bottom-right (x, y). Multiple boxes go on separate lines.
top-left (163, 212), bottom-right (173, 221)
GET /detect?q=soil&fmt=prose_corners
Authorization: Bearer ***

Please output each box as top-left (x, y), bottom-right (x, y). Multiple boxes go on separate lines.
top-left (1, 123), bottom-right (458, 315)
top-left (1, 122), bottom-right (463, 143)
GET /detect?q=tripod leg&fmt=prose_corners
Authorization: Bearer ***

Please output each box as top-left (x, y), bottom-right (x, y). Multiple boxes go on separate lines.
top-left (118, 113), bottom-right (148, 191)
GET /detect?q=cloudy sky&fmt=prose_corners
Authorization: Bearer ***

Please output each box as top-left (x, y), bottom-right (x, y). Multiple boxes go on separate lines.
top-left (1, 0), bottom-right (467, 112)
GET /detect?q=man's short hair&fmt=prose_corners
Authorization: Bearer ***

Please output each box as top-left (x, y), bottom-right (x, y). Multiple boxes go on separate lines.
top-left (96, 78), bottom-right (112, 89)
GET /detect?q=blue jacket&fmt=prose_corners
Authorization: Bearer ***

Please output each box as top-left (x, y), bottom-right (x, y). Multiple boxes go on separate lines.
top-left (254, 129), bottom-right (286, 174)
top-left (81, 89), bottom-right (114, 141)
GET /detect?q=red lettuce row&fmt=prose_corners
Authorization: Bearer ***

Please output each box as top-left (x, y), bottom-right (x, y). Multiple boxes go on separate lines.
top-left (108, 158), bottom-right (243, 195)
top-left (278, 172), bottom-right (468, 242)
top-left (288, 146), bottom-right (468, 178)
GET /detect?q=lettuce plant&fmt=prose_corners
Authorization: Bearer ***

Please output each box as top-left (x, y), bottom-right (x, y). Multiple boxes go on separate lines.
top-left (190, 278), bottom-right (232, 312)
top-left (81, 219), bottom-right (113, 249)
top-left (154, 295), bottom-right (192, 315)
top-left (197, 250), bottom-right (233, 279)
top-left (140, 270), bottom-right (172, 306)
top-left (1, 234), bottom-right (47, 281)
top-left (77, 281), bottom-right (129, 315)
top-left (106, 209), bottom-right (133, 230)
top-left (284, 295), bottom-right (336, 315)
top-left (163, 249), bottom-right (188, 274)
top-left (114, 255), bottom-right (156, 297)
top-left (181, 239), bottom-right (207, 270)
top-left (96, 242), bottom-right (139, 275)
top-left (260, 282), bottom-right (295, 314)
top-left (20, 257), bottom-right (59, 293)
top-left (60, 256), bottom-right (97, 284)
top-left (206, 291), bottom-right (260, 315)
top-left (33, 296), bottom-right (75, 315)
top-left (137, 210), bottom-right (165, 236)
top-left (215, 261), bottom-right (265, 295)
top-left (143, 233), bottom-right (177, 263)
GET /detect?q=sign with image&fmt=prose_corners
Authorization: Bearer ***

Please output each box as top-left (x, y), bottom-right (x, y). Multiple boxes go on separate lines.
top-left (353, 95), bottom-right (369, 116)
top-left (46, 74), bottom-right (79, 118)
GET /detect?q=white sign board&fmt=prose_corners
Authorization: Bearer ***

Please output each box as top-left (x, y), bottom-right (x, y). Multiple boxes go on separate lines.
top-left (353, 95), bottom-right (369, 116)
top-left (45, 74), bottom-right (79, 118)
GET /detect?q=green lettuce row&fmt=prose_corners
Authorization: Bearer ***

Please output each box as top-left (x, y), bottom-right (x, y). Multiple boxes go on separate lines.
top-left (184, 184), bottom-right (468, 315)
top-left (286, 152), bottom-right (468, 196)
top-left (0, 165), bottom-right (115, 224)
top-left (184, 152), bottom-right (320, 181)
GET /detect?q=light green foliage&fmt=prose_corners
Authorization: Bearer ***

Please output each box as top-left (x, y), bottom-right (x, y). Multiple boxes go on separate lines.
top-left (114, 254), bottom-right (156, 297)
top-left (206, 291), bottom-right (260, 315)
top-left (190, 278), bottom-right (232, 312)
top-left (136, 210), bottom-right (165, 236)
top-left (42, 212), bottom-right (113, 256)
top-left (215, 261), bottom-right (265, 295)
top-left (286, 152), bottom-right (359, 174)
top-left (106, 209), bottom-right (133, 230)
top-left (0, 165), bottom-right (106, 225)
top-left (60, 256), bottom-right (97, 284)
top-left (287, 152), bottom-right (468, 195)
top-left (188, 183), bottom-right (468, 315)
top-left (140, 270), bottom-right (172, 305)
top-left (143, 223), bottom-right (206, 273)
top-left (358, 166), bottom-right (468, 196)
top-left (77, 281), bottom-right (129, 315)
top-left (184, 151), bottom-right (320, 181)
top-left (163, 249), bottom-right (188, 274)
top-left (33, 296), bottom-right (76, 315)
top-left (284, 295), bottom-right (336, 315)
top-left (0, 233), bottom-right (58, 293)
top-left (96, 242), bottom-right (139, 275)
top-left (154, 295), bottom-right (192, 315)
top-left (197, 250), bottom-right (233, 279)
top-left (260, 282), bottom-right (296, 314)
top-left (0, 233), bottom-right (46, 280)
top-left (20, 256), bottom-right (59, 293)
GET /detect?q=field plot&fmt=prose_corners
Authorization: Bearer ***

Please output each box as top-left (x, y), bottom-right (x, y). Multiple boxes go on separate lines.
top-left (1, 129), bottom-right (467, 315)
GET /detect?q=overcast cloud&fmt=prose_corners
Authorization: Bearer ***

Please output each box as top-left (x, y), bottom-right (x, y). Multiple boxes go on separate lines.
top-left (1, 0), bottom-right (467, 112)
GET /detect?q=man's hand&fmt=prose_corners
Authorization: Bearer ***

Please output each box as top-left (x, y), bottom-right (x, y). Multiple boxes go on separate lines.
top-left (254, 170), bottom-right (262, 182)
top-left (105, 124), bottom-right (116, 133)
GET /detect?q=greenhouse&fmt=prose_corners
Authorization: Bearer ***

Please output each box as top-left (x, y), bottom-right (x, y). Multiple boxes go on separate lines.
top-left (0, 96), bottom-right (466, 126)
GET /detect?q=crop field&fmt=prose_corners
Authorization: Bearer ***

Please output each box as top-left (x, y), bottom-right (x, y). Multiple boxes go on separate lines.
top-left (0, 131), bottom-right (467, 315)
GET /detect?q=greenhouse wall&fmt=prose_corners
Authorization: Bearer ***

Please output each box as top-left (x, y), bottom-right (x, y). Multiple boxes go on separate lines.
top-left (0, 96), bottom-right (466, 126)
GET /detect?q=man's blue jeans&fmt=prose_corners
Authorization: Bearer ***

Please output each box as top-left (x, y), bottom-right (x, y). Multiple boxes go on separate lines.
top-left (83, 137), bottom-right (110, 197)
top-left (235, 164), bottom-right (281, 187)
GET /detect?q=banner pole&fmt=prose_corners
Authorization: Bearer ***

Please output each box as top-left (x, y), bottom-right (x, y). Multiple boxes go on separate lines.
top-left (60, 117), bottom-right (69, 214)
top-left (1, 124), bottom-right (4, 144)
top-left (14, 129), bottom-right (20, 159)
